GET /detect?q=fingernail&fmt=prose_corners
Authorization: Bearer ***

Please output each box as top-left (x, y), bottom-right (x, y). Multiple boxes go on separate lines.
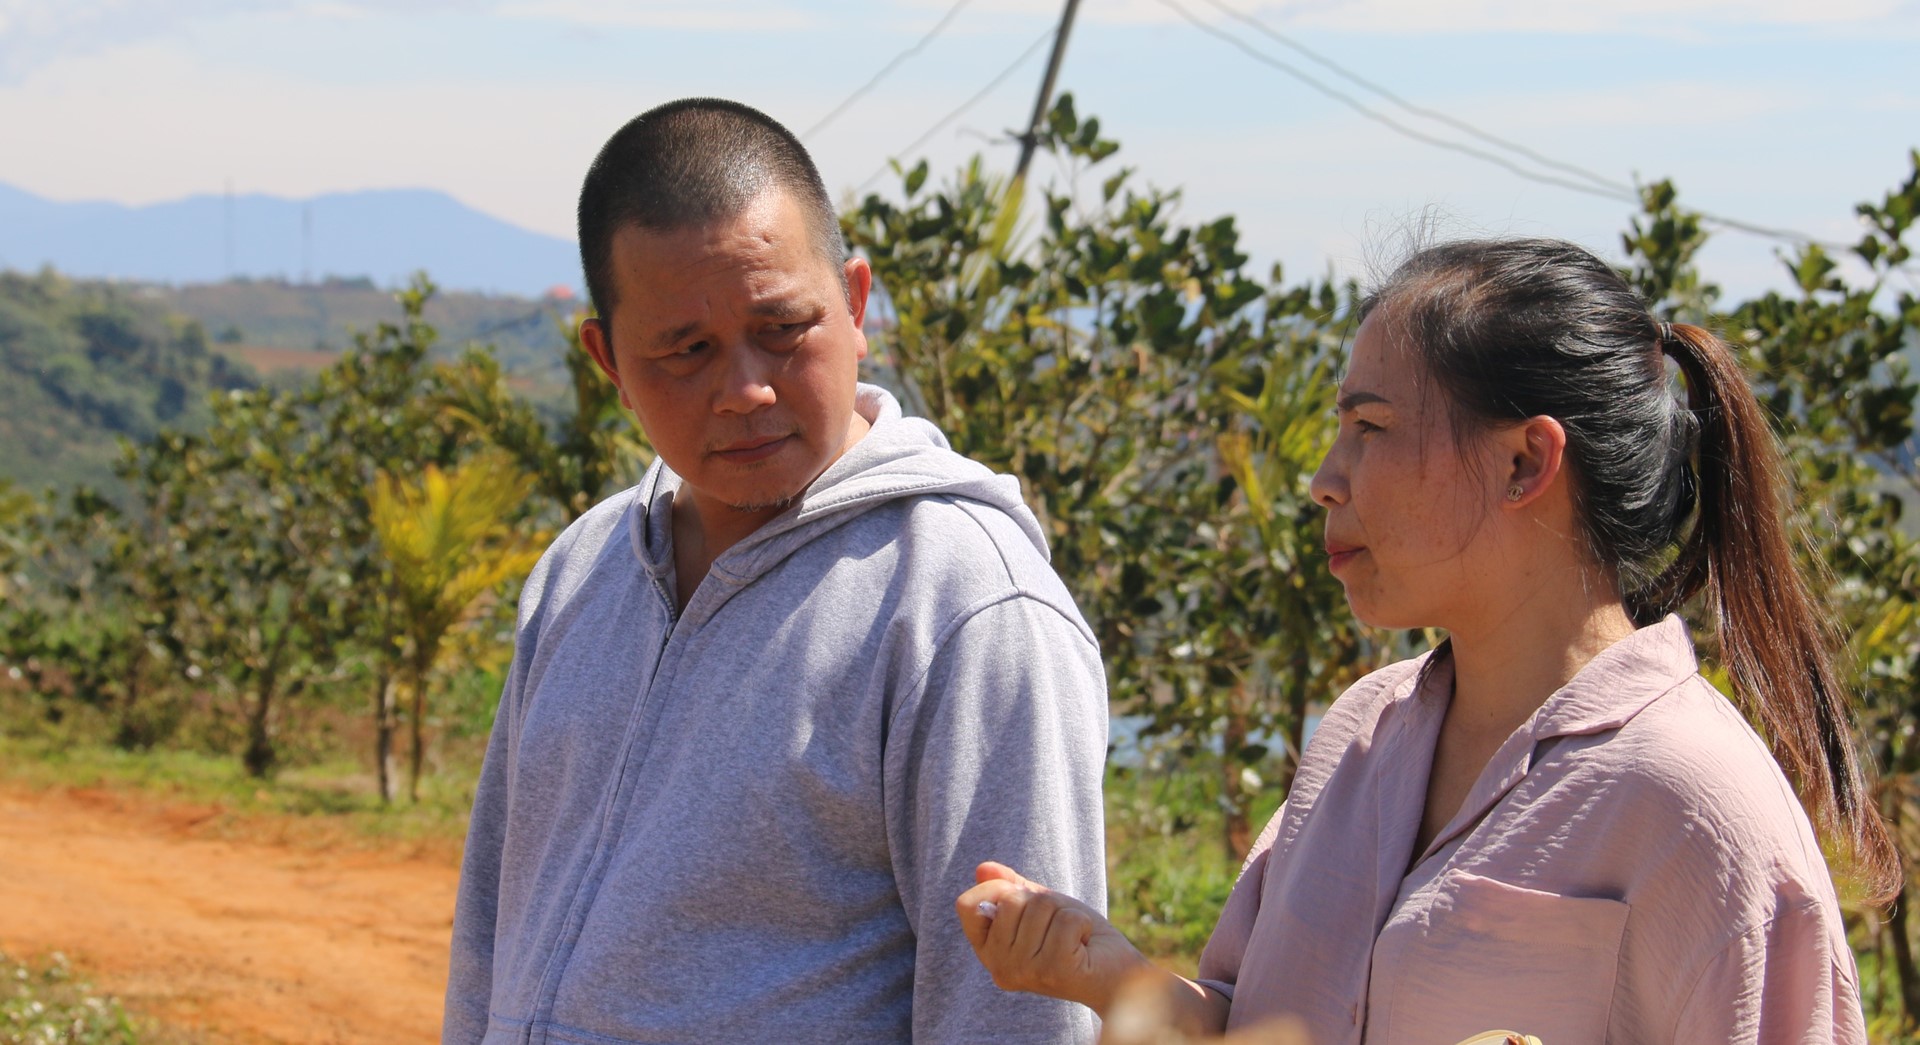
top-left (976, 901), bottom-right (1000, 920)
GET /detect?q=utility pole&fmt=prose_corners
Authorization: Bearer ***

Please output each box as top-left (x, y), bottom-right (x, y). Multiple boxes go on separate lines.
top-left (1012, 0), bottom-right (1082, 183)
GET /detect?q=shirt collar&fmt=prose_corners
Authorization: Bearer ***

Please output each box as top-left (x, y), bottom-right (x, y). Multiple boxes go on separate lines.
top-left (1525, 614), bottom-right (1699, 741)
top-left (1403, 614), bottom-right (1699, 867)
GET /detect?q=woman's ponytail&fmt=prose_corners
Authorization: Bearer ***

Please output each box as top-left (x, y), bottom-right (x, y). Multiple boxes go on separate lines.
top-left (1654, 322), bottom-right (1899, 900)
top-left (1368, 240), bottom-right (1899, 900)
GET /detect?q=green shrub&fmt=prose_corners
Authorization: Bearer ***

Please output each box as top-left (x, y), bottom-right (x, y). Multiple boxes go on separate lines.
top-left (1, 951), bottom-right (139, 1045)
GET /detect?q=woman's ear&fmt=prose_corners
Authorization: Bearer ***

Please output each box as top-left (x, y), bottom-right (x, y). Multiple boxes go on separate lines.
top-left (1501, 416), bottom-right (1567, 508)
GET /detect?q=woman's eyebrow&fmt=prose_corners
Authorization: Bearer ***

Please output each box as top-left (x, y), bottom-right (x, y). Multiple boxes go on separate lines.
top-left (1336, 390), bottom-right (1389, 411)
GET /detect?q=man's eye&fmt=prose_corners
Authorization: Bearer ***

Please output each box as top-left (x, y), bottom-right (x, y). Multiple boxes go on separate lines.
top-left (764, 322), bottom-right (808, 345)
top-left (677, 340), bottom-right (709, 356)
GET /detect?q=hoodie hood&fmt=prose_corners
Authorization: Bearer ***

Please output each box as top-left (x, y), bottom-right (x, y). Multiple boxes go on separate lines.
top-left (628, 384), bottom-right (1047, 589)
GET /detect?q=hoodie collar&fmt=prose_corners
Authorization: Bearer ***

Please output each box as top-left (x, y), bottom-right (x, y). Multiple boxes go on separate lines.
top-left (626, 383), bottom-right (1047, 586)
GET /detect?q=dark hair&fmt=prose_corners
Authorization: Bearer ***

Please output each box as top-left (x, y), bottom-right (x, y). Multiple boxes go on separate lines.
top-left (1366, 237), bottom-right (1898, 901)
top-left (576, 97), bottom-right (847, 324)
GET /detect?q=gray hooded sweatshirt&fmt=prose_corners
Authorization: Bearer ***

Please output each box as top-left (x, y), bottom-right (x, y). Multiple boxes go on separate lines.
top-left (444, 385), bottom-right (1108, 1045)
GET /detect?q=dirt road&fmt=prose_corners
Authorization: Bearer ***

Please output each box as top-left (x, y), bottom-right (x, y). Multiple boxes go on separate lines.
top-left (0, 785), bottom-right (460, 1044)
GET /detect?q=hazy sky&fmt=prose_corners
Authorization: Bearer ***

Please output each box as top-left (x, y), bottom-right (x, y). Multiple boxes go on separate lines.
top-left (2, 0), bottom-right (1917, 298)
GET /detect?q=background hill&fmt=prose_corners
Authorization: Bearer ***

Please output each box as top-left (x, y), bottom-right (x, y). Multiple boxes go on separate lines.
top-left (0, 269), bottom-right (257, 492)
top-left (0, 182), bottom-right (580, 298)
top-left (0, 269), bottom-right (574, 495)
top-left (159, 277), bottom-right (577, 379)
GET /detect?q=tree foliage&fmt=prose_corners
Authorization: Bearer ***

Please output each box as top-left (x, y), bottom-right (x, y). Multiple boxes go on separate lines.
top-left (847, 95), bottom-right (1388, 854)
top-left (372, 451), bottom-right (545, 802)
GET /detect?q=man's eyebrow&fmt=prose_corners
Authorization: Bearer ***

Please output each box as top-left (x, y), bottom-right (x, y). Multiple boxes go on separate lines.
top-left (650, 299), bottom-right (823, 347)
top-left (1336, 390), bottom-right (1389, 411)
top-left (747, 298), bottom-right (820, 320)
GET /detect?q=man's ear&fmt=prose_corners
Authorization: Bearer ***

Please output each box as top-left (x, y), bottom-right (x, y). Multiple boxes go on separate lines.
top-left (844, 256), bottom-right (872, 363)
top-left (578, 316), bottom-right (632, 412)
top-left (1502, 415), bottom-right (1567, 507)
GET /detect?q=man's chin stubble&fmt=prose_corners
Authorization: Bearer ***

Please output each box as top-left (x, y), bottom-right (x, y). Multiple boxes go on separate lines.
top-left (728, 494), bottom-right (796, 515)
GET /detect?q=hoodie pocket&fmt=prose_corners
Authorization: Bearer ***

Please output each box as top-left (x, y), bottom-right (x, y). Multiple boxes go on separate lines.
top-left (1368, 870), bottom-right (1628, 1045)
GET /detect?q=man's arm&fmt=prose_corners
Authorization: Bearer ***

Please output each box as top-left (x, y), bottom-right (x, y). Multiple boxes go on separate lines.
top-left (884, 592), bottom-right (1109, 1045)
top-left (440, 655), bottom-right (524, 1044)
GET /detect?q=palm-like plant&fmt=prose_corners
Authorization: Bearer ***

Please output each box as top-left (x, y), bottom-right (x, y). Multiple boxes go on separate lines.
top-left (371, 451), bottom-right (545, 802)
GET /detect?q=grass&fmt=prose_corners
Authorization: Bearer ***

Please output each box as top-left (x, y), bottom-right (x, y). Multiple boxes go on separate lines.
top-left (0, 733), bottom-right (476, 863)
top-left (1, 951), bottom-right (143, 1045)
top-left (1103, 749), bottom-right (1286, 973)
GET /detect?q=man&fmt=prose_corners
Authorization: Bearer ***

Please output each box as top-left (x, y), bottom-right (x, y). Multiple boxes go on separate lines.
top-left (441, 98), bottom-right (1109, 1044)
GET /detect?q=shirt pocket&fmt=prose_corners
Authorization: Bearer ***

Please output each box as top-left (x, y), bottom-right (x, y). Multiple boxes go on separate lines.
top-left (1369, 870), bottom-right (1629, 1045)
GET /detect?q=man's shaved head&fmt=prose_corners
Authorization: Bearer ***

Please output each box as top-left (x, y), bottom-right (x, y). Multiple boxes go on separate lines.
top-left (577, 98), bottom-right (847, 324)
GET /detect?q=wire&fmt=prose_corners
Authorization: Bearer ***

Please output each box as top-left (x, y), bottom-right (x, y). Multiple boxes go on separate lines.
top-left (1154, 0), bottom-right (1637, 205)
top-left (857, 25), bottom-right (1057, 194)
top-left (1157, 0), bottom-right (1861, 253)
top-left (802, 0), bottom-right (976, 141)
top-left (1195, 0), bottom-right (1633, 198)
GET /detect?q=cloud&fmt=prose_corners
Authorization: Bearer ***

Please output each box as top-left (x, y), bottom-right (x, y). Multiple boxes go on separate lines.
top-left (0, 0), bottom-right (483, 83)
top-left (492, 0), bottom-right (817, 31)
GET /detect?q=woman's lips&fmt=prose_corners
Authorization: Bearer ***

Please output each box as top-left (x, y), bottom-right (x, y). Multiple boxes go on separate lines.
top-left (1325, 543), bottom-right (1363, 572)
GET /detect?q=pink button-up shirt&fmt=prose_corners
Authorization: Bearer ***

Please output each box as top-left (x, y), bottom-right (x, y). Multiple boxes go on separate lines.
top-left (1196, 616), bottom-right (1864, 1044)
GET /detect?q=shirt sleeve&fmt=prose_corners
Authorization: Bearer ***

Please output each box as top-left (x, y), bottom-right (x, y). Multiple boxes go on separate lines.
top-left (1194, 805), bottom-right (1286, 1001)
top-left (883, 592), bottom-right (1109, 1045)
top-left (440, 645), bottom-right (527, 1044)
top-left (1671, 898), bottom-right (1868, 1045)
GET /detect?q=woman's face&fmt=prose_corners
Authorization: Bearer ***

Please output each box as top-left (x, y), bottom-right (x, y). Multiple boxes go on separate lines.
top-left (1310, 311), bottom-right (1511, 631)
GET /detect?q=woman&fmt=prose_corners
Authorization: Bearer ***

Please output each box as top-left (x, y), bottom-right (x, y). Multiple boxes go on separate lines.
top-left (957, 238), bottom-right (1896, 1043)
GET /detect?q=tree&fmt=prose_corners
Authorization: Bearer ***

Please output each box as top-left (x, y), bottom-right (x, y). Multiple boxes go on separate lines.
top-left (442, 315), bottom-right (651, 522)
top-left (371, 451), bottom-right (545, 803)
top-left (846, 95), bottom-right (1384, 858)
top-left (103, 276), bottom-right (475, 776)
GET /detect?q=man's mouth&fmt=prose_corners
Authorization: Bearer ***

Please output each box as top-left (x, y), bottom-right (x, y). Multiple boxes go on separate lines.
top-left (713, 434), bottom-right (792, 462)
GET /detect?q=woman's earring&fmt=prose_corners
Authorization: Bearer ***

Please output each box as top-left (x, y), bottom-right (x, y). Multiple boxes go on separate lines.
top-left (1506, 484), bottom-right (1524, 502)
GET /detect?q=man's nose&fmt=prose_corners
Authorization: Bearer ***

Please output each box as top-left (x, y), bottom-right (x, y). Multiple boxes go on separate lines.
top-left (714, 340), bottom-right (777, 414)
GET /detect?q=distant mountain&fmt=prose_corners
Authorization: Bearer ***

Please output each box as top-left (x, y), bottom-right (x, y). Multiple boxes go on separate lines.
top-left (0, 182), bottom-right (580, 298)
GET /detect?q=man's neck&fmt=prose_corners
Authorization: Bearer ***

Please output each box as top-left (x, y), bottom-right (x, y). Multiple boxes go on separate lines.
top-left (669, 495), bottom-right (773, 614)
top-left (668, 408), bottom-right (873, 613)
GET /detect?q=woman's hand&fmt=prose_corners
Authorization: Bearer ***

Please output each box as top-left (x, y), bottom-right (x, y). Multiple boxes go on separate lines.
top-left (954, 861), bottom-right (1153, 1016)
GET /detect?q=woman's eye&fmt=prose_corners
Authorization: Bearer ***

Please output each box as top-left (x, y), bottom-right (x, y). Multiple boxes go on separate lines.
top-left (1351, 418), bottom-right (1382, 434)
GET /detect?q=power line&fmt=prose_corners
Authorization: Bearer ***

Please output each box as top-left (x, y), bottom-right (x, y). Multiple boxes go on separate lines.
top-left (857, 25), bottom-right (1057, 194)
top-left (1157, 0), bottom-right (1858, 253)
top-left (1195, 0), bottom-right (1633, 198)
top-left (802, 0), bottom-right (974, 142)
top-left (1153, 0), bottom-right (1637, 205)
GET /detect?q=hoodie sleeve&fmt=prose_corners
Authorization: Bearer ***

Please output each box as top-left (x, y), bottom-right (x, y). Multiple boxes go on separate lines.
top-left (442, 546), bottom-right (554, 1045)
top-left (441, 659), bottom-right (516, 1044)
top-left (884, 591), bottom-right (1109, 1045)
